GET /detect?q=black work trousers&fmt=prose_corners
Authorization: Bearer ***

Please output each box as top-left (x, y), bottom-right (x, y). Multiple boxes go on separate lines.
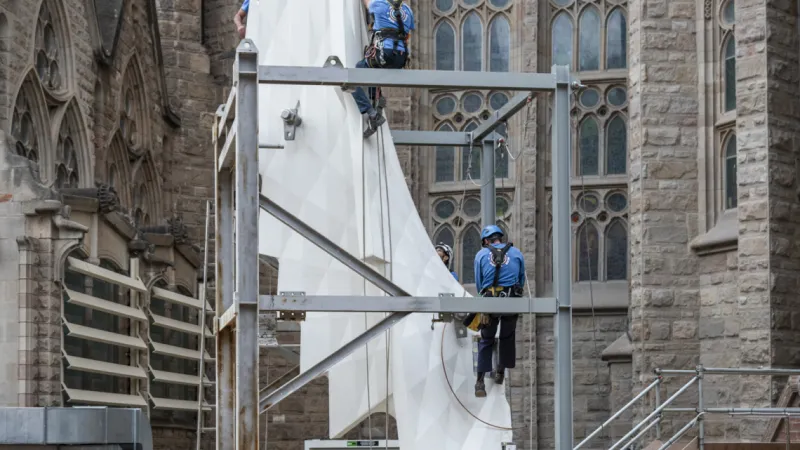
top-left (476, 314), bottom-right (518, 373)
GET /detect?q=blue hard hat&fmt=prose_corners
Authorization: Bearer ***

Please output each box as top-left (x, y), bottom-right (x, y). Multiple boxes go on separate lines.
top-left (480, 225), bottom-right (504, 240)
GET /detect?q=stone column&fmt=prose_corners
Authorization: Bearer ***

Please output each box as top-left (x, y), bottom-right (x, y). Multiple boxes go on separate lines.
top-left (627, 0), bottom-right (702, 434)
top-left (735, 0), bottom-right (800, 441)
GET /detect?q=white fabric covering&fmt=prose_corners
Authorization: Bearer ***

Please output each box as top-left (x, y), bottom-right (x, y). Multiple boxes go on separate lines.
top-left (250, 1), bottom-right (513, 448)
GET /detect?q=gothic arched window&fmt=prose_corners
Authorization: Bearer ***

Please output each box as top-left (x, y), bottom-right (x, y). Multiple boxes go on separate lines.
top-left (11, 84), bottom-right (41, 166)
top-left (579, 117), bottom-right (599, 176)
top-left (435, 122), bottom-right (456, 182)
top-left (578, 7), bottom-right (600, 71)
top-left (489, 15), bottom-right (510, 72)
top-left (430, 0), bottom-right (516, 287)
top-left (723, 35), bottom-right (736, 112)
top-left (550, 1), bottom-right (628, 72)
top-left (435, 21), bottom-right (456, 71)
top-left (566, 189), bottom-right (629, 282)
top-left (54, 103), bottom-right (85, 189)
top-left (35, 0), bottom-right (70, 96)
top-left (724, 134), bottom-right (737, 210)
top-left (606, 8), bottom-right (627, 69)
top-left (462, 12), bottom-right (483, 71)
top-left (605, 219), bottom-right (628, 280)
top-left (577, 221), bottom-right (599, 281)
top-left (461, 225), bottom-right (482, 284)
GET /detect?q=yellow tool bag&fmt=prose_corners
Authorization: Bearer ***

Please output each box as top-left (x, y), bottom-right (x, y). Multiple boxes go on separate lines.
top-left (463, 313), bottom-right (482, 332)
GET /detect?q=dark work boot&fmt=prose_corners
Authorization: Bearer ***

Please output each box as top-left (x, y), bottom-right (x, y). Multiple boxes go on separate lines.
top-left (494, 368), bottom-right (505, 385)
top-left (475, 379), bottom-right (486, 398)
top-left (375, 96), bottom-right (387, 117)
top-left (363, 109), bottom-right (386, 139)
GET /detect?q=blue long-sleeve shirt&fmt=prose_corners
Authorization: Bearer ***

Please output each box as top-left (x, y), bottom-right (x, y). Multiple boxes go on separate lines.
top-left (473, 243), bottom-right (526, 291)
top-left (451, 271), bottom-right (459, 282)
top-left (369, 0), bottom-right (415, 52)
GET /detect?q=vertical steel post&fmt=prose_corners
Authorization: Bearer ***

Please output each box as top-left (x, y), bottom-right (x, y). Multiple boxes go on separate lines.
top-left (552, 64), bottom-right (574, 450)
top-left (197, 200), bottom-right (211, 450)
top-left (480, 134), bottom-right (497, 229)
top-left (786, 414), bottom-right (791, 450)
top-left (655, 378), bottom-right (662, 440)
top-left (697, 366), bottom-right (705, 450)
top-left (215, 100), bottom-right (235, 450)
top-left (234, 39), bottom-right (260, 450)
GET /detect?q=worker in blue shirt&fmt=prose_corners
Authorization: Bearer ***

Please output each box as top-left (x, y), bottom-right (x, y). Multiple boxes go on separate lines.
top-left (472, 225), bottom-right (525, 398)
top-left (234, 0), bottom-right (249, 39)
top-left (435, 243), bottom-right (459, 281)
top-left (352, 0), bottom-right (415, 139)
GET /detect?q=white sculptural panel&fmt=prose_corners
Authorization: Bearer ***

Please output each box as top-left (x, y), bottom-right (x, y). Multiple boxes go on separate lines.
top-left (250, 1), bottom-right (513, 448)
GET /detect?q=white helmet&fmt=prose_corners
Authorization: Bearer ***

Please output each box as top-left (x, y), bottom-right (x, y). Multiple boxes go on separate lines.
top-left (435, 243), bottom-right (454, 269)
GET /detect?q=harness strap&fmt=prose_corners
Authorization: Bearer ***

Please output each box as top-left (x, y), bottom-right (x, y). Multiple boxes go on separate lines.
top-left (488, 243), bottom-right (514, 289)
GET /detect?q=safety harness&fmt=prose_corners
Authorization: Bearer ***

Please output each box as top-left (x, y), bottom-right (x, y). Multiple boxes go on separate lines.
top-left (365, 0), bottom-right (410, 68)
top-left (462, 243), bottom-right (520, 332)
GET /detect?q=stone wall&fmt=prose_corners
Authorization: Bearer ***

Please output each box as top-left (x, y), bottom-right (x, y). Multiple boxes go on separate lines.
top-left (763, 0), bottom-right (800, 371)
top-left (535, 313), bottom-right (628, 450)
top-left (627, 0), bottom-right (701, 409)
top-left (698, 250), bottom-right (741, 441)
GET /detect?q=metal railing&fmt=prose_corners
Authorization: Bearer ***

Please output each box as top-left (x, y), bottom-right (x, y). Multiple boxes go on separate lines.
top-left (574, 366), bottom-right (800, 450)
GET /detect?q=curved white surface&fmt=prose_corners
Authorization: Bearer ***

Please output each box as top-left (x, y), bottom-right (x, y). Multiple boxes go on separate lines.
top-left (250, 1), bottom-right (512, 448)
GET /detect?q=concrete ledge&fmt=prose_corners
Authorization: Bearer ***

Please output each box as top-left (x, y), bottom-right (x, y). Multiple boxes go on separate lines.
top-left (0, 407), bottom-right (152, 450)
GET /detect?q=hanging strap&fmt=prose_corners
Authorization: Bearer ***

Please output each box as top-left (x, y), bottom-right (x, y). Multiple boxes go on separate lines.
top-left (488, 243), bottom-right (514, 289)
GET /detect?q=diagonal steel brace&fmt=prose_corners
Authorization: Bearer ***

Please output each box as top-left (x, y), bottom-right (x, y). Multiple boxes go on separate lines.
top-left (258, 194), bottom-right (410, 411)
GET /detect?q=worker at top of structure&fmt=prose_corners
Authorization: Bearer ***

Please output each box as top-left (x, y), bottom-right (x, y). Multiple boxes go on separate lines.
top-left (435, 243), bottom-right (459, 281)
top-left (352, 0), bottom-right (416, 139)
top-left (471, 224), bottom-right (525, 398)
top-left (234, 0), bottom-right (249, 39)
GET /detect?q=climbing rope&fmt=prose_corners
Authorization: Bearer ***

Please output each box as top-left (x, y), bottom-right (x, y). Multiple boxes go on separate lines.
top-left (376, 121), bottom-right (393, 449)
top-left (360, 109), bottom-right (375, 448)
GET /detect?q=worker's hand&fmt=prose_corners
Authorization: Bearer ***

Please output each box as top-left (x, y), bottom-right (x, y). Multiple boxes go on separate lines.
top-left (237, 25), bottom-right (246, 39)
top-left (480, 314), bottom-right (491, 326)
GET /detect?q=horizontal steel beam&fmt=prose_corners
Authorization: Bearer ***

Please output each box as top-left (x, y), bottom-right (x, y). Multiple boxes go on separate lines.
top-left (390, 130), bottom-right (471, 147)
top-left (258, 66), bottom-right (559, 91)
top-left (706, 408), bottom-right (800, 414)
top-left (657, 367), bottom-right (800, 376)
top-left (471, 92), bottom-right (532, 142)
top-left (260, 294), bottom-right (556, 314)
top-left (217, 303), bottom-right (237, 332)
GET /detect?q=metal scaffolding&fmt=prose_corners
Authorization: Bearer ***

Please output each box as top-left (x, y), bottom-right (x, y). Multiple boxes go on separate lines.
top-left (214, 39), bottom-right (577, 450)
top-left (575, 366), bottom-right (800, 450)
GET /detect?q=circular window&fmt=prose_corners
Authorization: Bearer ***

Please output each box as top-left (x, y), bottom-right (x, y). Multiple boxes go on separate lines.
top-left (436, 0), bottom-right (454, 12)
top-left (435, 199), bottom-right (456, 219)
top-left (607, 192), bottom-right (628, 212)
top-left (552, 0), bottom-right (572, 6)
top-left (463, 0), bottom-right (480, 5)
top-left (489, 92), bottom-right (509, 111)
top-left (607, 87), bottom-right (627, 107)
top-left (580, 89), bottom-right (600, 108)
top-left (577, 193), bottom-right (600, 213)
top-left (490, 0), bottom-right (510, 7)
top-left (463, 93), bottom-right (483, 113)
top-left (463, 197), bottom-right (481, 217)
top-left (496, 197), bottom-right (510, 217)
top-left (436, 96), bottom-right (456, 115)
